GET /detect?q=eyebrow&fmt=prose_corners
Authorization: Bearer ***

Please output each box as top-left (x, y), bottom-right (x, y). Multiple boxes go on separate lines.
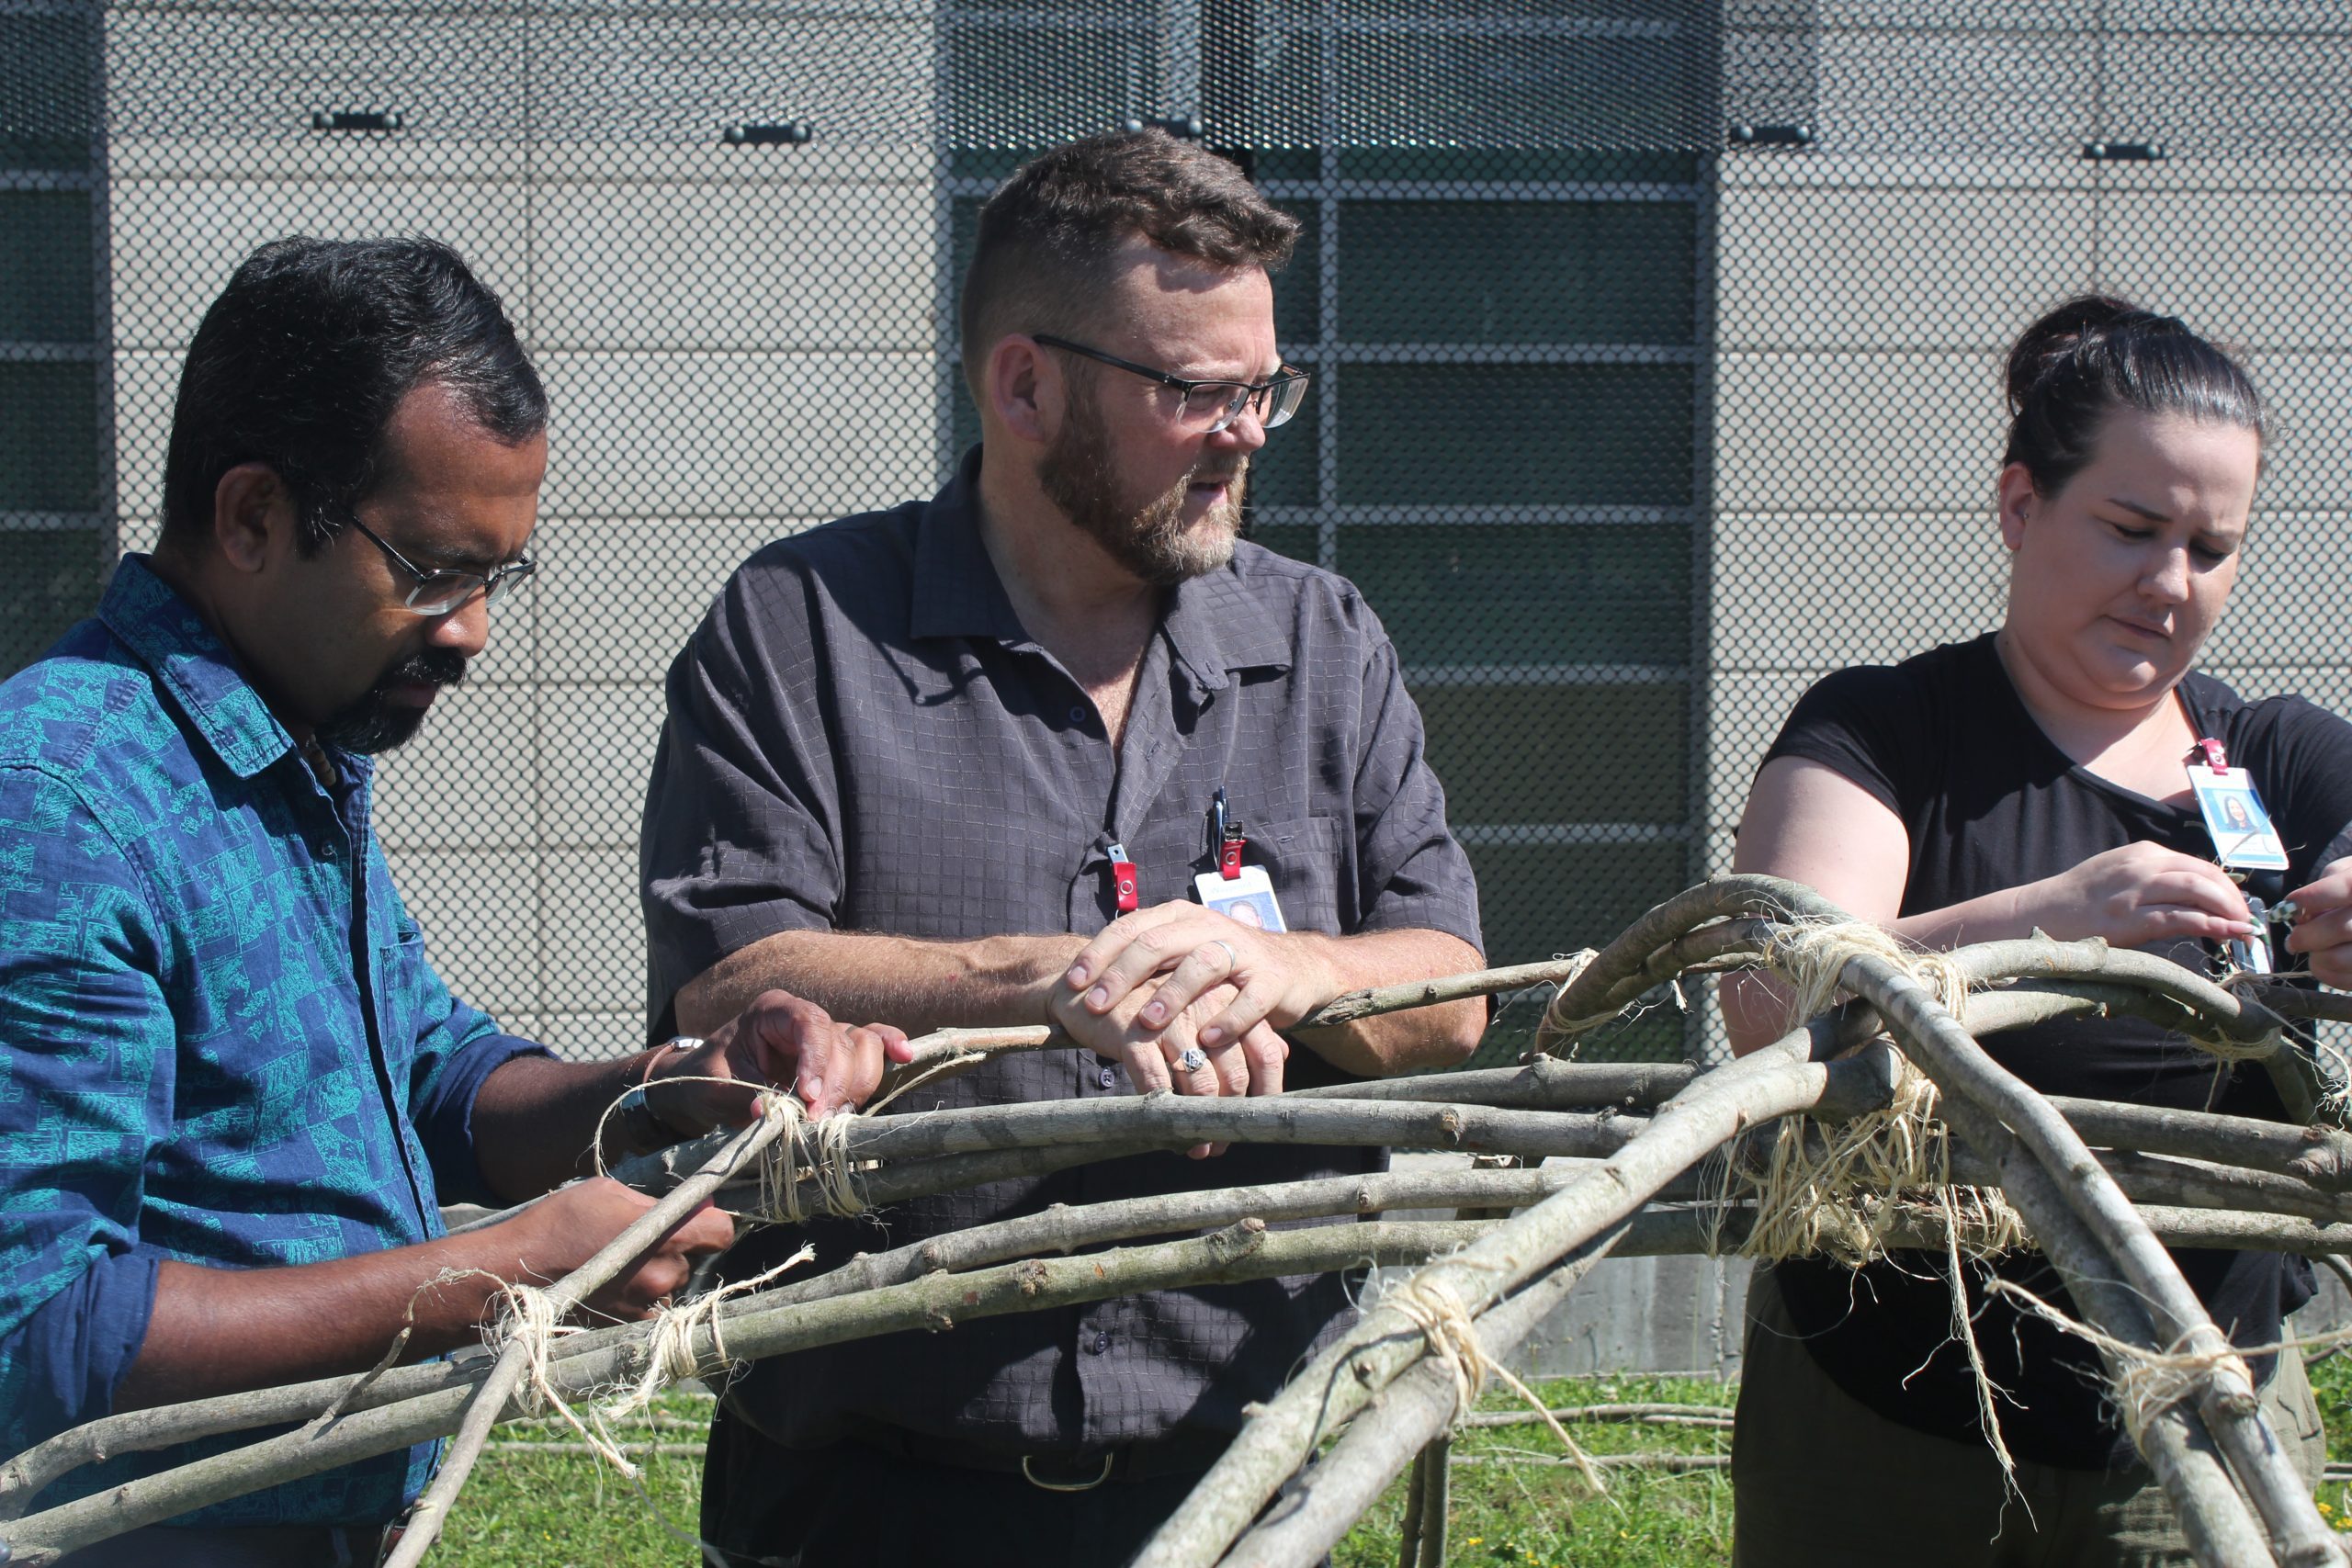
top-left (2105, 496), bottom-right (2171, 523)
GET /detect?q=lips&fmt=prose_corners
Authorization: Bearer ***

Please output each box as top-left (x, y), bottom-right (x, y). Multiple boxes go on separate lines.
top-left (2107, 615), bottom-right (2172, 640)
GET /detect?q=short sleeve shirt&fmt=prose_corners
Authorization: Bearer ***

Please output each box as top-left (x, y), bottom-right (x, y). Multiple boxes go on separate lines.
top-left (639, 448), bottom-right (1483, 1451)
top-left (1760, 632), bottom-right (2352, 1468)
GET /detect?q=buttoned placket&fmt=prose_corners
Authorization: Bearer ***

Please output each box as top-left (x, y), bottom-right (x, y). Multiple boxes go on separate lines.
top-left (302, 753), bottom-right (438, 1236)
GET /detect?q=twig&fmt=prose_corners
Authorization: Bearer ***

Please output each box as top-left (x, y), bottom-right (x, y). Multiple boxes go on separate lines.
top-left (1133, 1015), bottom-right (1859, 1568)
top-left (379, 1102), bottom-right (791, 1568)
top-left (0, 1221), bottom-right (1490, 1567)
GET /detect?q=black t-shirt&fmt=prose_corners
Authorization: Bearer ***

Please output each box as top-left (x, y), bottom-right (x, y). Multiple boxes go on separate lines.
top-left (1758, 632), bottom-right (2352, 1469)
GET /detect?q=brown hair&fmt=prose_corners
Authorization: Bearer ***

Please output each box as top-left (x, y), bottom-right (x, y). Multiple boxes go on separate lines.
top-left (2003, 293), bottom-right (2266, 497)
top-left (958, 130), bottom-right (1297, 400)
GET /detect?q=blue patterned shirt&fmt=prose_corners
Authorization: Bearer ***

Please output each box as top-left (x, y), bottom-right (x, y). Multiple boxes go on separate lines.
top-left (0, 556), bottom-right (548, 1525)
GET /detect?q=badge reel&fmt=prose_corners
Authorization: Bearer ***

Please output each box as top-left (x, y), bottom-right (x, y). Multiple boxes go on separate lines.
top-left (2186, 739), bottom-right (2291, 974)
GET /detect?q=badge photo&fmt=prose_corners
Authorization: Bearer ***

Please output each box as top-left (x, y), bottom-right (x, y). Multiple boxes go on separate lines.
top-left (2188, 763), bottom-right (2290, 872)
top-left (1193, 864), bottom-right (1289, 932)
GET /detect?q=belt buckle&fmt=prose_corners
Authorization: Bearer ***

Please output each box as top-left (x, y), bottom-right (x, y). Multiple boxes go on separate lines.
top-left (1020, 1451), bottom-right (1115, 1492)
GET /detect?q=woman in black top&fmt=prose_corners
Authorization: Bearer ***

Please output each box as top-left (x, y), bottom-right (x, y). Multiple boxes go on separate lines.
top-left (1724, 297), bottom-right (2352, 1566)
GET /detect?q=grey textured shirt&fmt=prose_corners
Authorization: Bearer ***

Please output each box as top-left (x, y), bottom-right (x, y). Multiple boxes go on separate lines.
top-left (640, 448), bottom-right (1482, 1453)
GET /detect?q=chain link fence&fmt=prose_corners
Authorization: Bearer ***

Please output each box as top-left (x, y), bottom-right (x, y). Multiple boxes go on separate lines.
top-left (6, 2), bottom-right (2350, 1067)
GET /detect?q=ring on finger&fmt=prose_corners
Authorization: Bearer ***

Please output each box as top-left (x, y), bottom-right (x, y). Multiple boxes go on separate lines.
top-left (1209, 938), bottom-right (1238, 969)
top-left (1178, 1046), bottom-right (1209, 1072)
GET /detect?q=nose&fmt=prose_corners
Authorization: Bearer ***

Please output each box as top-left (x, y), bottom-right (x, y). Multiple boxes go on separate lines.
top-left (427, 592), bottom-right (492, 659)
top-left (1212, 406), bottom-right (1270, 456)
top-left (2142, 544), bottom-right (2192, 604)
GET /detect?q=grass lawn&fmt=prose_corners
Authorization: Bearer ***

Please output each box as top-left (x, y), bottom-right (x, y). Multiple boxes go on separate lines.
top-left (449, 1353), bottom-right (2352, 1563)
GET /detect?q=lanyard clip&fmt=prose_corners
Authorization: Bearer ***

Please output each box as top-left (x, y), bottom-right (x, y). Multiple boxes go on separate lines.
top-left (1210, 788), bottom-right (1245, 881)
top-left (1107, 840), bottom-right (1139, 913)
top-left (2194, 737), bottom-right (2230, 773)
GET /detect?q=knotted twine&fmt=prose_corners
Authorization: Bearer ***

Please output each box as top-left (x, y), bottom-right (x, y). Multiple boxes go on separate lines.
top-left (1984, 1279), bottom-right (2276, 1454)
top-left (1377, 1270), bottom-right (1607, 1494)
top-left (1723, 919), bottom-right (2032, 1483)
top-left (1534, 949), bottom-right (1618, 1054)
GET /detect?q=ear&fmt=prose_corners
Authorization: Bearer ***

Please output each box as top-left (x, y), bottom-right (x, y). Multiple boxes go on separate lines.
top-left (986, 334), bottom-right (1058, 446)
top-left (1995, 462), bottom-right (2037, 553)
top-left (209, 463), bottom-right (293, 575)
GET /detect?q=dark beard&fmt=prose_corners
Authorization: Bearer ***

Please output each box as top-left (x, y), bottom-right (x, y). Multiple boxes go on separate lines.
top-left (1039, 394), bottom-right (1246, 587)
top-left (314, 647), bottom-right (469, 755)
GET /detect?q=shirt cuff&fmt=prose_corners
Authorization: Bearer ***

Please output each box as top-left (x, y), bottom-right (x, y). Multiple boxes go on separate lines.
top-left (414, 1031), bottom-right (555, 1209)
top-left (6, 1247), bottom-right (162, 1450)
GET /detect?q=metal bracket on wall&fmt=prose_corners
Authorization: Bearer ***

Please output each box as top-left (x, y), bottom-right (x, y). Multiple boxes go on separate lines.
top-left (723, 121), bottom-right (815, 145)
top-left (1123, 114), bottom-right (1204, 140)
top-left (311, 110), bottom-right (401, 132)
top-left (2083, 139), bottom-right (2166, 161)
top-left (1727, 122), bottom-right (1814, 147)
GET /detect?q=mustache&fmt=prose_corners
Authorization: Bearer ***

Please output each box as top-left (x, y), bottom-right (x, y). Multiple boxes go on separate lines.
top-left (388, 648), bottom-right (469, 690)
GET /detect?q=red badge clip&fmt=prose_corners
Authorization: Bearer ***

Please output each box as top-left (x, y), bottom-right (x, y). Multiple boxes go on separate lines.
top-left (1218, 834), bottom-right (1246, 881)
top-left (2195, 738), bottom-right (2230, 773)
top-left (1108, 841), bottom-right (1139, 913)
top-left (1211, 786), bottom-right (1245, 880)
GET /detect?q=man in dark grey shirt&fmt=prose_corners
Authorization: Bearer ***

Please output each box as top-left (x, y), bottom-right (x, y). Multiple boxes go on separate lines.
top-left (640, 129), bottom-right (1486, 1567)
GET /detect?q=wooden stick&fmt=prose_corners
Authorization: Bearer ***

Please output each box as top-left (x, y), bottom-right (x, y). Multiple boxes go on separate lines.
top-left (0, 1221), bottom-right (1495, 1568)
top-left (1131, 1018), bottom-right (1854, 1568)
top-left (379, 1101), bottom-right (791, 1568)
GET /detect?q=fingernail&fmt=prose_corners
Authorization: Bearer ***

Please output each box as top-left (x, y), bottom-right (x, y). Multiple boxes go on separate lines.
top-left (1199, 1026), bottom-right (1223, 1045)
top-left (1087, 987), bottom-right (1109, 1010)
top-left (1066, 964), bottom-right (1089, 987)
top-left (1142, 1002), bottom-right (1165, 1024)
top-left (802, 1075), bottom-right (823, 1102)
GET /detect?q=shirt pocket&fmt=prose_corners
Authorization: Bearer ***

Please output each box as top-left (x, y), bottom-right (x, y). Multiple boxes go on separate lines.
top-left (372, 917), bottom-right (429, 1078)
top-left (1249, 815), bottom-right (1350, 936)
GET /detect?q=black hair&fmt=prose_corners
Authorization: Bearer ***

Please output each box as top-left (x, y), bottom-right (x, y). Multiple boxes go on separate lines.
top-left (2002, 293), bottom-right (2266, 497)
top-left (959, 129), bottom-right (1297, 400)
top-left (161, 235), bottom-right (547, 554)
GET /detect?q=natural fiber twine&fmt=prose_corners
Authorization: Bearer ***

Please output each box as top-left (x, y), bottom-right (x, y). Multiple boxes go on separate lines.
top-left (1721, 919), bottom-right (2032, 1482)
top-left (1380, 1271), bottom-right (1607, 1494)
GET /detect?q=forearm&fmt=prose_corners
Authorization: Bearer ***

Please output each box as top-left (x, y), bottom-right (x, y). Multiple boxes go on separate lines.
top-left (1287, 929), bottom-right (1487, 1077)
top-left (1720, 891), bottom-right (2030, 1054)
top-left (118, 1232), bottom-right (562, 1412)
top-left (469, 1052), bottom-right (658, 1201)
top-left (675, 927), bottom-right (1087, 1037)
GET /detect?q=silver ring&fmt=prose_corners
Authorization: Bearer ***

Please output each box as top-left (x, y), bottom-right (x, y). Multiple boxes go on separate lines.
top-left (1209, 938), bottom-right (1239, 968)
top-left (1178, 1046), bottom-right (1209, 1072)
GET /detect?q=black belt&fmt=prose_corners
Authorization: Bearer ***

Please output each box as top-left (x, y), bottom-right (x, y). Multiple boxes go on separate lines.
top-left (833, 1416), bottom-right (1230, 1491)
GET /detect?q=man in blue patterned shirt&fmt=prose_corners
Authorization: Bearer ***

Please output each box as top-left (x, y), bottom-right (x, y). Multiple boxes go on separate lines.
top-left (0, 237), bottom-right (907, 1566)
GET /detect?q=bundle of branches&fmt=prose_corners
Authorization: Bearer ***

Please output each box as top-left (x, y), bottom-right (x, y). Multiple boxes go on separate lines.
top-left (5, 877), bottom-right (2349, 1568)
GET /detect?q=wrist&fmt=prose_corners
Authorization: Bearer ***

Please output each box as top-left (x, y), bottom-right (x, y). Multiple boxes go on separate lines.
top-left (618, 1038), bottom-right (702, 1150)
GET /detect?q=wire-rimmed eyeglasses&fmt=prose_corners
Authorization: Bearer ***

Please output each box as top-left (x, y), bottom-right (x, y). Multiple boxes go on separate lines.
top-left (1034, 333), bottom-right (1311, 434)
top-left (343, 513), bottom-right (537, 617)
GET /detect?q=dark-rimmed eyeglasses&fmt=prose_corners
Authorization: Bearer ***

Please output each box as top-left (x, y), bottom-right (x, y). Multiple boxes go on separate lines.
top-left (1034, 333), bottom-right (1310, 434)
top-left (343, 513), bottom-right (537, 617)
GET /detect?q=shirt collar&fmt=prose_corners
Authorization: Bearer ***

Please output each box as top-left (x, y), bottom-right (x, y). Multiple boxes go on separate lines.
top-left (909, 446), bottom-right (1299, 690)
top-left (98, 554), bottom-right (358, 784)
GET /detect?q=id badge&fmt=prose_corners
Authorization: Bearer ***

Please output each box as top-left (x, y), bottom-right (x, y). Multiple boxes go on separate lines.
top-left (1193, 864), bottom-right (1289, 932)
top-left (2188, 763), bottom-right (2290, 872)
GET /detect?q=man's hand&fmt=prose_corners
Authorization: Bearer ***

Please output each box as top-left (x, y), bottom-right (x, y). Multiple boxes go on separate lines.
top-left (1061, 899), bottom-right (1346, 1053)
top-left (652, 988), bottom-right (911, 1131)
top-left (508, 1178), bottom-right (739, 1320)
top-left (1046, 964), bottom-right (1288, 1157)
top-left (2284, 856), bottom-right (2352, 987)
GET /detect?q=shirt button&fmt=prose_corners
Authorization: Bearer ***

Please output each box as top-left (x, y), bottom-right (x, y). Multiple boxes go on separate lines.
top-left (1087, 1331), bottom-right (1112, 1355)
top-left (1069, 705), bottom-right (1089, 726)
top-left (315, 840), bottom-right (339, 861)
top-left (1098, 1066), bottom-right (1116, 1089)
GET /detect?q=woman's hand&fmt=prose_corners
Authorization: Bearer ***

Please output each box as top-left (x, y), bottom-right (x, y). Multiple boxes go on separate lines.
top-left (2283, 856), bottom-right (2352, 987)
top-left (2015, 841), bottom-right (2254, 948)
